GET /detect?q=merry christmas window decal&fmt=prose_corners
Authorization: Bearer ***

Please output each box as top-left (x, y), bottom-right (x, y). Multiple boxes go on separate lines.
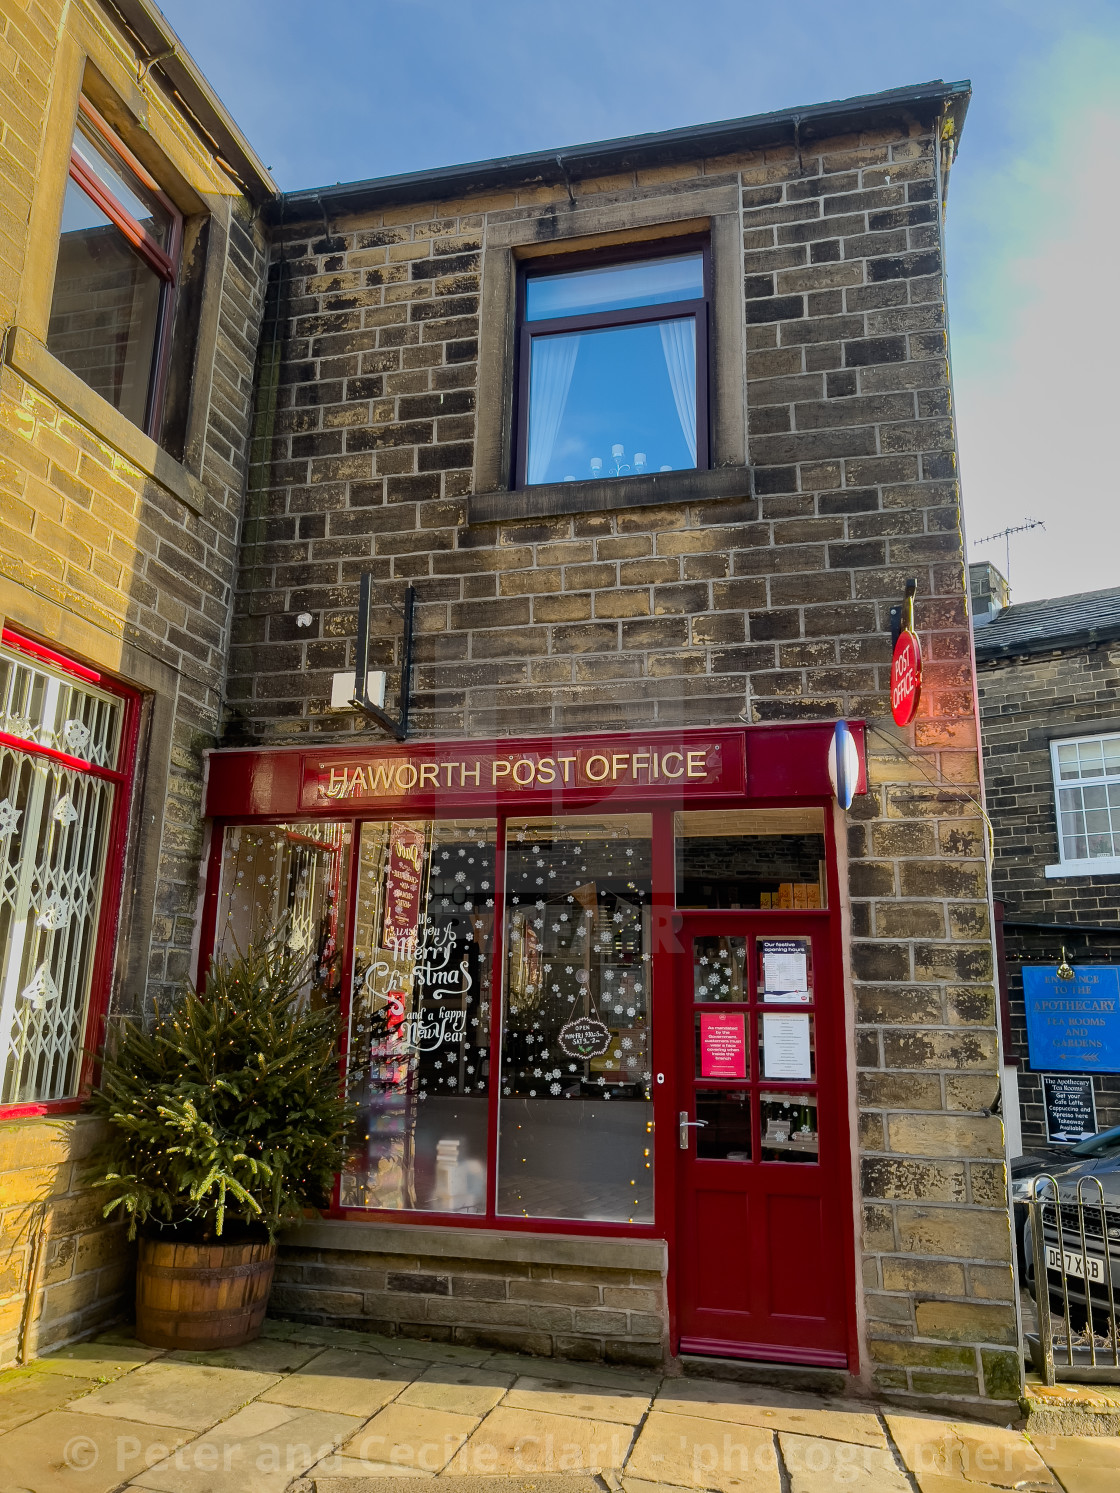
top-left (341, 820), bottom-right (496, 1213)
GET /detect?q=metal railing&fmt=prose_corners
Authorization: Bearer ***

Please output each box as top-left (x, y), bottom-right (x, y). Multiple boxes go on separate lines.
top-left (1028, 1174), bottom-right (1120, 1384)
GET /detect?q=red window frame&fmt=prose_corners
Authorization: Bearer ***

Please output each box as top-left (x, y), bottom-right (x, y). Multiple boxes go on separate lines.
top-left (0, 629), bottom-right (142, 1122)
top-left (64, 96), bottom-right (184, 440)
top-left (198, 784), bottom-right (846, 1245)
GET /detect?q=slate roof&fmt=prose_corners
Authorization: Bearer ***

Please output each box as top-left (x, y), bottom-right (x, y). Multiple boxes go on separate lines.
top-left (974, 585), bottom-right (1120, 660)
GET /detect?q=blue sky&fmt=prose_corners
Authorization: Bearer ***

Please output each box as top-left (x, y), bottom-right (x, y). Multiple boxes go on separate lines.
top-left (158, 0), bottom-right (1120, 603)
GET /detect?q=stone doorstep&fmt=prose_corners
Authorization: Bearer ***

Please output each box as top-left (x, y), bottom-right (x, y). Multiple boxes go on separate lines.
top-left (1022, 1375), bottom-right (1120, 1437)
top-left (679, 1354), bottom-right (849, 1398)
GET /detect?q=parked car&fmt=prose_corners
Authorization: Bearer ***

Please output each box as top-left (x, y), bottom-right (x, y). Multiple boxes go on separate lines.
top-left (1011, 1126), bottom-right (1120, 1272)
top-left (1020, 1146), bottom-right (1120, 1326)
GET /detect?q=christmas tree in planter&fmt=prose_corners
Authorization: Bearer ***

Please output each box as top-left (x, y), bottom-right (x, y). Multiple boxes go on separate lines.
top-left (89, 934), bottom-right (351, 1349)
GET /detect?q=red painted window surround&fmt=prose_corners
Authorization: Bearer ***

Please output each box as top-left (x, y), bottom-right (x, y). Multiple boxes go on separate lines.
top-left (0, 629), bottom-right (142, 1123)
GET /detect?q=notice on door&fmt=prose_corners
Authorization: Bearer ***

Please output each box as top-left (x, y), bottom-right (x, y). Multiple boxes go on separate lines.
top-left (762, 1013), bottom-right (812, 1079)
top-left (761, 939), bottom-right (810, 1002)
top-left (700, 1012), bottom-right (746, 1079)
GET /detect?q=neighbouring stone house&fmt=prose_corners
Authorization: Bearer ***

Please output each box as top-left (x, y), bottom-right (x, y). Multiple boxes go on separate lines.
top-left (0, 13), bottom-right (1020, 1411)
top-left (973, 561), bottom-right (1120, 1150)
top-left (0, 0), bottom-right (273, 1361)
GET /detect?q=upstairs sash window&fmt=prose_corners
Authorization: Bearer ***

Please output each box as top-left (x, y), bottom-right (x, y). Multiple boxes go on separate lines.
top-left (517, 246), bottom-right (709, 487)
top-left (47, 98), bottom-right (182, 439)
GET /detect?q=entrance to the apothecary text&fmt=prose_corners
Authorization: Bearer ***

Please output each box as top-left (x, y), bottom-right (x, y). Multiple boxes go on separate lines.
top-left (672, 808), bottom-right (851, 1365)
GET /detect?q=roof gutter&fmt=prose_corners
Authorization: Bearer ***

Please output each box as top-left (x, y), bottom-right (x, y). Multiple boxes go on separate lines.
top-left (276, 78), bottom-right (971, 223)
top-left (103, 0), bottom-right (277, 204)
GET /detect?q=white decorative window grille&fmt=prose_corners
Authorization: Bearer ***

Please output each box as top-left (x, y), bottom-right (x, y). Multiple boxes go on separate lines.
top-left (1051, 733), bottom-right (1120, 868)
top-left (0, 640), bottom-right (131, 1107)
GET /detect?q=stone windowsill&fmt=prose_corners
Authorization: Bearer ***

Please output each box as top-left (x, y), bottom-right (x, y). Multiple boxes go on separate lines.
top-left (1044, 857), bottom-right (1120, 879)
top-left (4, 327), bottom-right (206, 516)
top-left (467, 465), bottom-right (752, 525)
top-left (281, 1217), bottom-right (667, 1274)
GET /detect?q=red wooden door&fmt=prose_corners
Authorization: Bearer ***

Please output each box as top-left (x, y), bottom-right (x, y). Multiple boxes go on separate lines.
top-left (674, 915), bottom-right (850, 1365)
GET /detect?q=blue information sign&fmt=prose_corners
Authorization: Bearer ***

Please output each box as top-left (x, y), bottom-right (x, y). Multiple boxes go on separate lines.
top-left (1023, 965), bottom-right (1120, 1073)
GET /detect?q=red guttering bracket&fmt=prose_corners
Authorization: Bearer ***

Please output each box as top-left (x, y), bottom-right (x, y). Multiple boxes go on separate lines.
top-left (203, 721), bottom-right (867, 820)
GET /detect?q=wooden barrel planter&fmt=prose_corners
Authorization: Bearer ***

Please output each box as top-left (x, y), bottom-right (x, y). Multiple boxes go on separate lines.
top-left (135, 1236), bottom-right (276, 1350)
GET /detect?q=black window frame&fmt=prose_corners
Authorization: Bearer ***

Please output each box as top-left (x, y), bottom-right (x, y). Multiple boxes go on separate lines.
top-left (512, 236), bottom-right (712, 491)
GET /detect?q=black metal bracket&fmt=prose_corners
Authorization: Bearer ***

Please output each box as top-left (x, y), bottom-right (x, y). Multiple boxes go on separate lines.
top-left (889, 577), bottom-right (917, 648)
top-left (351, 574), bottom-right (414, 740)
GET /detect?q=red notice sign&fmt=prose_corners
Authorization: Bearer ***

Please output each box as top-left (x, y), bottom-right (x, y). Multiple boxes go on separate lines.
top-left (890, 629), bottom-right (922, 727)
top-left (700, 1012), bottom-right (747, 1079)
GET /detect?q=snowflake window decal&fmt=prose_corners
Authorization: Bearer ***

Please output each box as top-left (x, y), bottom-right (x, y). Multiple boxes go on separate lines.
top-left (61, 719), bottom-right (91, 755)
top-left (36, 894), bottom-right (71, 931)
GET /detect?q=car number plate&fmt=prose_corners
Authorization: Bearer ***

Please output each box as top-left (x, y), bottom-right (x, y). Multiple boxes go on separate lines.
top-left (1046, 1245), bottom-right (1107, 1282)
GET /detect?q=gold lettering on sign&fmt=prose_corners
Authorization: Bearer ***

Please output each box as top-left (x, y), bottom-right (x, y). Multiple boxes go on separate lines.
top-left (313, 741), bottom-right (727, 799)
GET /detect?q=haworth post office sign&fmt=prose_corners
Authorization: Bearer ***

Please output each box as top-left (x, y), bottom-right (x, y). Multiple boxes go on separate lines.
top-left (1023, 965), bottom-right (1120, 1073)
top-left (302, 735), bottom-right (744, 808)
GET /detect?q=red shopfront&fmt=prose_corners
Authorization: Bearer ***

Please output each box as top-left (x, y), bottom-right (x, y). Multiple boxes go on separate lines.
top-left (201, 723), bottom-right (863, 1370)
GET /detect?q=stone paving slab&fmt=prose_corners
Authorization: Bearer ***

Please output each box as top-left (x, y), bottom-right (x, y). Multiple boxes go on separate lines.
top-left (131, 1400), bottom-right (362, 1493)
top-left (885, 1413), bottom-right (1060, 1489)
top-left (262, 1349), bottom-right (414, 1419)
top-left (778, 1430), bottom-right (909, 1493)
top-left (451, 1404), bottom-right (635, 1476)
top-left (261, 1322), bottom-right (490, 1367)
top-left (503, 1374), bottom-right (652, 1425)
top-left (32, 1341), bottom-right (162, 1379)
top-left (623, 1409), bottom-right (781, 1492)
top-left (336, 1401), bottom-right (480, 1474)
top-left (70, 1360), bottom-right (282, 1431)
top-left (396, 1363), bottom-right (515, 1417)
top-left (0, 1407), bottom-right (192, 1493)
top-left (654, 1379), bottom-right (887, 1447)
top-left (482, 1354), bottom-right (661, 1393)
top-left (167, 1339), bottom-right (326, 1375)
top-left (0, 1368), bottom-right (91, 1432)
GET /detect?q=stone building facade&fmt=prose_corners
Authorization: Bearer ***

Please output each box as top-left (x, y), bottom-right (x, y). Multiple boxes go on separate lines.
top-left (0, 18), bottom-right (1018, 1409)
top-left (974, 563), bottom-right (1120, 1147)
top-left (0, 0), bottom-right (272, 1364)
top-left (205, 80), bottom-right (1019, 1410)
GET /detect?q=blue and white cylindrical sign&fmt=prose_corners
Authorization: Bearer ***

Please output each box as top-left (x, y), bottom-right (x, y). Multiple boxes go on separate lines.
top-left (828, 720), bottom-right (860, 810)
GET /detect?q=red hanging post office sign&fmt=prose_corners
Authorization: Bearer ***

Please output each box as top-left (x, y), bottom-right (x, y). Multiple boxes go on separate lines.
top-left (890, 584), bottom-right (922, 727)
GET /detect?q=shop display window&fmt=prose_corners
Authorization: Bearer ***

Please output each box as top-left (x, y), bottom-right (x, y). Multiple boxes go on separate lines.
top-left (342, 820), bottom-right (496, 1212)
top-left (213, 822), bottom-right (350, 1005)
top-left (498, 815), bottom-right (654, 1223)
top-left (675, 808), bottom-right (827, 910)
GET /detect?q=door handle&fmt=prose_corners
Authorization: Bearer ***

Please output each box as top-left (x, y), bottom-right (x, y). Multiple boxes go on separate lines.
top-left (679, 1110), bottom-right (708, 1149)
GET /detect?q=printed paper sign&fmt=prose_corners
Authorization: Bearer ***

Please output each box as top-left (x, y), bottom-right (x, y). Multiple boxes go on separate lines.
top-left (762, 1013), bottom-right (812, 1079)
top-left (700, 1012), bottom-right (746, 1079)
top-left (761, 940), bottom-right (810, 1003)
top-left (383, 823), bottom-right (425, 951)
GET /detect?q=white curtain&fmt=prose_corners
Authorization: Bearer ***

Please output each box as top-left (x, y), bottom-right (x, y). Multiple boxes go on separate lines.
top-left (527, 333), bottom-right (580, 484)
top-left (659, 319), bottom-right (697, 465)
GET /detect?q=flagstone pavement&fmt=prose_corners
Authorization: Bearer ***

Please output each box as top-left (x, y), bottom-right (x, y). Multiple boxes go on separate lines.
top-left (0, 1320), bottom-right (1116, 1493)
